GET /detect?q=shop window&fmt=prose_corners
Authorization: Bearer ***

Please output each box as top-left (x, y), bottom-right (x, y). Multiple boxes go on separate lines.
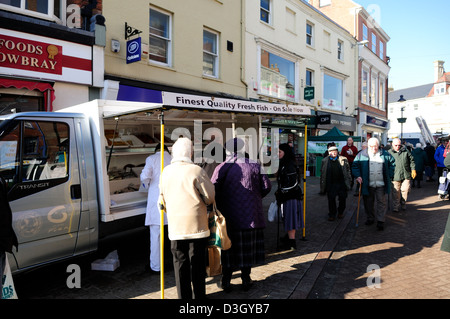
top-left (149, 7), bottom-right (172, 65)
top-left (0, 79), bottom-right (54, 112)
top-left (0, 93), bottom-right (44, 114)
top-left (323, 73), bottom-right (343, 112)
top-left (259, 48), bottom-right (296, 102)
top-left (203, 29), bottom-right (219, 78)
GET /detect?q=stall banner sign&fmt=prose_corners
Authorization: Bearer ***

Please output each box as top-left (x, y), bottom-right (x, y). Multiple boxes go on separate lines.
top-left (162, 92), bottom-right (311, 116)
top-left (307, 141), bottom-right (345, 154)
top-left (126, 38), bottom-right (141, 64)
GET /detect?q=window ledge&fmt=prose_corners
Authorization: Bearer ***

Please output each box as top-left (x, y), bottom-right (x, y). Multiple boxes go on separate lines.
top-left (202, 75), bottom-right (222, 82)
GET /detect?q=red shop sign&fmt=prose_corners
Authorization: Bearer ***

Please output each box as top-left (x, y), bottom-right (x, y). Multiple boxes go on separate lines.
top-left (0, 34), bottom-right (63, 75)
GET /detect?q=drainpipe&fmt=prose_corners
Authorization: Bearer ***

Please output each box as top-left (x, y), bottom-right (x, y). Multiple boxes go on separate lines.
top-left (240, 0), bottom-right (249, 95)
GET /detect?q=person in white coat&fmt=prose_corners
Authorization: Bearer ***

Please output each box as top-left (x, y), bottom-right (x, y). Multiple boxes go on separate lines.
top-left (140, 143), bottom-right (172, 274)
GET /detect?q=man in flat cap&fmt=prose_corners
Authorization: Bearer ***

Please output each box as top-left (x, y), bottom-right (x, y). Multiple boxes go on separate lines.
top-left (320, 145), bottom-right (352, 221)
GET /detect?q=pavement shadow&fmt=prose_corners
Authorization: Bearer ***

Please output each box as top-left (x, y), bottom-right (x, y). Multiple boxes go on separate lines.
top-left (308, 179), bottom-right (450, 299)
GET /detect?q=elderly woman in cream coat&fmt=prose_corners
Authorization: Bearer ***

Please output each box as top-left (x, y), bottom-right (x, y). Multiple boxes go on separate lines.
top-left (159, 137), bottom-right (215, 299)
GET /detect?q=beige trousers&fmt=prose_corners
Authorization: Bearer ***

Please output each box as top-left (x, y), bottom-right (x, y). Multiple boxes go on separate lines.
top-left (392, 179), bottom-right (411, 211)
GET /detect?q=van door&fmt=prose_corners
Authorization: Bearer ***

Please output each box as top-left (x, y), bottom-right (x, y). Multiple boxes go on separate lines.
top-left (0, 117), bottom-right (81, 271)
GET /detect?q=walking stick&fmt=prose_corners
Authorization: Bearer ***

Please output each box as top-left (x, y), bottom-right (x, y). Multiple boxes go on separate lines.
top-left (356, 182), bottom-right (362, 227)
top-left (276, 201), bottom-right (281, 250)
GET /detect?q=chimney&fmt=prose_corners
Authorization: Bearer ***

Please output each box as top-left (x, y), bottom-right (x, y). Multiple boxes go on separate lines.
top-left (434, 60), bottom-right (445, 83)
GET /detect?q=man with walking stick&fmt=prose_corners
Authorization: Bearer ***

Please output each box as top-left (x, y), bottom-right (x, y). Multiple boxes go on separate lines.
top-left (352, 138), bottom-right (395, 231)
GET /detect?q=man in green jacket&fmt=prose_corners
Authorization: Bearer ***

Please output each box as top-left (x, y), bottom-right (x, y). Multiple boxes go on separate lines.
top-left (352, 137), bottom-right (395, 230)
top-left (389, 138), bottom-right (416, 212)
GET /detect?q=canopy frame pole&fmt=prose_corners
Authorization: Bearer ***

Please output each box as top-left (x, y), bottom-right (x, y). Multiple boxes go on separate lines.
top-left (159, 111), bottom-right (165, 299)
top-left (302, 123), bottom-right (308, 240)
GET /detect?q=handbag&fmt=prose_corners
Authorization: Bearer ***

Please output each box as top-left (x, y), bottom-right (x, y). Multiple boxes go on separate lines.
top-left (268, 200), bottom-right (278, 222)
top-left (206, 246), bottom-right (222, 277)
top-left (208, 202), bottom-right (232, 250)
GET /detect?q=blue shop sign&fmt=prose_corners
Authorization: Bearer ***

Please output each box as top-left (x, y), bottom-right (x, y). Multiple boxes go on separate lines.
top-left (126, 37), bottom-right (141, 64)
top-left (366, 115), bottom-right (388, 128)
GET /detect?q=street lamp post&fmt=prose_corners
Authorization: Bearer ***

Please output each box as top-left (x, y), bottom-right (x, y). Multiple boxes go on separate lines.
top-left (397, 95), bottom-right (407, 142)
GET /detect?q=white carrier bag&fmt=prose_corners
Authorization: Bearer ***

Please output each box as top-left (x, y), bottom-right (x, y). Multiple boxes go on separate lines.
top-left (2, 254), bottom-right (18, 299)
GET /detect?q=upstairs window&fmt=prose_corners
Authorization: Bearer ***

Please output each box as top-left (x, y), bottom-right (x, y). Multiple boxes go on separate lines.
top-left (149, 8), bottom-right (172, 65)
top-left (306, 69), bottom-right (314, 87)
top-left (0, 0), bottom-right (68, 25)
top-left (259, 48), bottom-right (297, 102)
top-left (361, 68), bottom-right (369, 104)
top-left (306, 22), bottom-right (314, 46)
top-left (337, 40), bottom-right (344, 61)
top-left (323, 73), bottom-right (343, 112)
top-left (371, 33), bottom-right (377, 54)
top-left (203, 29), bottom-right (219, 78)
top-left (260, 0), bottom-right (271, 24)
top-left (379, 41), bottom-right (384, 61)
top-left (362, 24), bottom-right (368, 45)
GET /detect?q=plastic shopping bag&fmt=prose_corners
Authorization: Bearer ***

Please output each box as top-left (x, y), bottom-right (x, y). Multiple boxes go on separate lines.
top-left (268, 201), bottom-right (278, 222)
top-left (2, 254), bottom-right (18, 299)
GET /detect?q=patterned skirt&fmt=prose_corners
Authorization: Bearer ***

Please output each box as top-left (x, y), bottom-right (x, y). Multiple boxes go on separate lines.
top-left (221, 228), bottom-right (265, 270)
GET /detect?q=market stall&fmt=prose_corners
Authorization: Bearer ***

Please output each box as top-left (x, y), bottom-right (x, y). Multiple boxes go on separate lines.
top-left (307, 126), bottom-right (361, 176)
top-left (71, 92), bottom-right (312, 298)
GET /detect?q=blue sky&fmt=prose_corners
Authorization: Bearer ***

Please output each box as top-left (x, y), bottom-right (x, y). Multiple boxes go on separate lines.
top-left (356, 0), bottom-right (450, 90)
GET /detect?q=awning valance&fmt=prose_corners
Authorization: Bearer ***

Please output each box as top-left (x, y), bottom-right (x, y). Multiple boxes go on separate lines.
top-left (0, 78), bottom-right (55, 111)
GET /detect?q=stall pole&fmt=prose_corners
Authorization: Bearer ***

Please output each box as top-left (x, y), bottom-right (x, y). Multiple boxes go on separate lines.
top-left (159, 111), bottom-right (165, 299)
top-left (302, 123), bottom-right (308, 240)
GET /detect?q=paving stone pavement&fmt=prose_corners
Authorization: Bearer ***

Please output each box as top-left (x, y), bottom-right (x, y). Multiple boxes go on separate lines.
top-left (12, 175), bottom-right (450, 300)
top-left (309, 176), bottom-right (450, 299)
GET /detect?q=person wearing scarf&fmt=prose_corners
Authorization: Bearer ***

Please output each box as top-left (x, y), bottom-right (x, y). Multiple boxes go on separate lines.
top-left (320, 145), bottom-right (352, 221)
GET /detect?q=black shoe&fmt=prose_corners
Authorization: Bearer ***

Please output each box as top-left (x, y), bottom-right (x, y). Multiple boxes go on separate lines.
top-left (241, 278), bottom-right (253, 291)
top-left (376, 222), bottom-right (384, 231)
top-left (221, 281), bottom-right (232, 293)
top-left (338, 213), bottom-right (344, 219)
top-left (145, 265), bottom-right (160, 275)
top-left (288, 239), bottom-right (297, 250)
top-left (280, 234), bottom-right (289, 244)
top-left (365, 220), bottom-right (374, 226)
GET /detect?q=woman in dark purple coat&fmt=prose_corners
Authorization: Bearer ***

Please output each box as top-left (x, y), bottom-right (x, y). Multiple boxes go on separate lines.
top-left (211, 138), bottom-right (271, 292)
